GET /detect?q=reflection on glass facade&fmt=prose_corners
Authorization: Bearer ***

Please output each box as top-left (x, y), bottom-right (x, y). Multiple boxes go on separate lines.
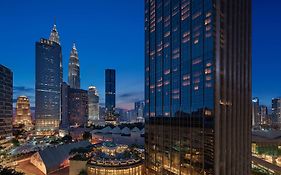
top-left (35, 38), bottom-right (62, 134)
top-left (105, 69), bottom-right (116, 115)
top-left (145, 0), bottom-right (251, 174)
top-left (0, 65), bottom-right (13, 139)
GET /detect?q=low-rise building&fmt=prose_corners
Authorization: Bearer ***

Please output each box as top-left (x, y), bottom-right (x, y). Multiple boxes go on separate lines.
top-left (69, 141), bottom-right (144, 175)
top-left (30, 141), bottom-right (91, 174)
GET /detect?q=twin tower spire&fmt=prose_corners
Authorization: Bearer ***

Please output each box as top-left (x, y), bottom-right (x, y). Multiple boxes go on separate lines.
top-left (49, 21), bottom-right (80, 89)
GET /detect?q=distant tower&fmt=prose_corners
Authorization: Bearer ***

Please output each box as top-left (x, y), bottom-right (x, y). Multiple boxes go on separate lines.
top-left (252, 97), bottom-right (260, 126)
top-left (88, 86), bottom-right (100, 125)
top-left (272, 98), bottom-right (281, 125)
top-left (105, 69), bottom-right (116, 115)
top-left (15, 96), bottom-right (32, 128)
top-left (68, 42), bottom-right (80, 89)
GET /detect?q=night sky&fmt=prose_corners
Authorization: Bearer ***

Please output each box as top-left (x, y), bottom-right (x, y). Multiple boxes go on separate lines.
top-left (0, 0), bottom-right (280, 109)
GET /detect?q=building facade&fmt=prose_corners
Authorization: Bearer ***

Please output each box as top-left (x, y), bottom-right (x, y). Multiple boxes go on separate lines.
top-left (68, 88), bottom-right (88, 126)
top-left (252, 97), bottom-right (260, 127)
top-left (272, 98), bottom-right (281, 126)
top-left (145, 0), bottom-right (252, 174)
top-left (61, 82), bottom-right (70, 129)
top-left (88, 86), bottom-right (99, 125)
top-left (260, 105), bottom-right (268, 125)
top-left (135, 100), bottom-right (145, 119)
top-left (68, 43), bottom-right (80, 89)
top-left (0, 65), bottom-right (13, 139)
top-left (14, 96), bottom-right (32, 128)
top-left (35, 24), bottom-right (62, 134)
top-left (105, 69), bottom-right (116, 116)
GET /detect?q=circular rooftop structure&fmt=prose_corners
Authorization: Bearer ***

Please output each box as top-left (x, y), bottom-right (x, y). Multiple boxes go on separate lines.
top-left (86, 142), bottom-right (143, 175)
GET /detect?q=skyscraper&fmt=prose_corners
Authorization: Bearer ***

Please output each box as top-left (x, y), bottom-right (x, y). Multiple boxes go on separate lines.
top-left (145, 0), bottom-right (251, 174)
top-left (15, 96), bottom-right (32, 128)
top-left (272, 98), bottom-right (281, 126)
top-left (61, 82), bottom-right (70, 129)
top-left (68, 42), bottom-right (80, 89)
top-left (49, 23), bottom-right (63, 85)
top-left (105, 69), bottom-right (116, 115)
top-left (68, 88), bottom-right (88, 126)
top-left (252, 97), bottom-right (260, 126)
top-left (135, 100), bottom-right (145, 120)
top-left (260, 105), bottom-right (268, 125)
top-left (0, 65), bottom-right (13, 139)
top-left (88, 86), bottom-right (99, 125)
top-left (35, 24), bottom-right (62, 135)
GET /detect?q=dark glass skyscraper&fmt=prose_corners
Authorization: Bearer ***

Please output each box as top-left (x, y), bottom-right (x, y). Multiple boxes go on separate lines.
top-left (105, 69), bottom-right (116, 115)
top-left (61, 82), bottom-right (70, 129)
top-left (0, 65), bottom-right (13, 139)
top-left (68, 42), bottom-right (80, 89)
top-left (35, 24), bottom-right (62, 134)
top-left (145, 0), bottom-right (251, 174)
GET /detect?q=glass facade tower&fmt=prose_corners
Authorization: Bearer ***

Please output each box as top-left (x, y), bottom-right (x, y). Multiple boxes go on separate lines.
top-left (145, 0), bottom-right (252, 174)
top-left (0, 65), bottom-right (13, 139)
top-left (105, 69), bottom-right (116, 115)
top-left (35, 36), bottom-right (62, 134)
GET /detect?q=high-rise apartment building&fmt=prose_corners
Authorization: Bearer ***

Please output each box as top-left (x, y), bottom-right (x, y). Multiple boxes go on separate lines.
top-left (145, 0), bottom-right (252, 174)
top-left (0, 65), bottom-right (13, 139)
top-left (68, 43), bottom-right (80, 89)
top-left (88, 86), bottom-right (99, 125)
top-left (35, 24), bottom-right (62, 135)
top-left (15, 96), bottom-right (32, 128)
top-left (105, 69), bottom-right (116, 115)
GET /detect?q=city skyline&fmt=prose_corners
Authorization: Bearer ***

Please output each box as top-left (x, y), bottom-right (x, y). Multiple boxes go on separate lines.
top-left (0, 0), bottom-right (281, 110)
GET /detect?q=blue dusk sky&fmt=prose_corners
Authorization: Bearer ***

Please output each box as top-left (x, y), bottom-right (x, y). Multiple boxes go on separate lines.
top-left (0, 0), bottom-right (281, 109)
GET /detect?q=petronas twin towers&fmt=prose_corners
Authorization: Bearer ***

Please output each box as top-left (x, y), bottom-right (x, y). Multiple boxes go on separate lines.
top-left (50, 22), bottom-right (81, 89)
top-left (49, 22), bottom-right (81, 89)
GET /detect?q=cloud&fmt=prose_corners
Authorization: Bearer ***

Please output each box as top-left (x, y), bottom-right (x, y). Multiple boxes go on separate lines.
top-left (13, 86), bottom-right (35, 107)
top-left (13, 86), bottom-right (34, 92)
top-left (118, 91), bottom-right (144, 103)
